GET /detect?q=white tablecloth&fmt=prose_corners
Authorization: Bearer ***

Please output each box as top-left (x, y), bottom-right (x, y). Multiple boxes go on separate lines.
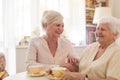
top-left (3, 72), bottom-right (49, 80)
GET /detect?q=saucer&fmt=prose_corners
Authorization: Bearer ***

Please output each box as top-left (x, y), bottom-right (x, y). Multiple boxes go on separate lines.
top-left (27, 71), bottom-right (46, 77)
top-left (47, 75), bottom-right (62, 80)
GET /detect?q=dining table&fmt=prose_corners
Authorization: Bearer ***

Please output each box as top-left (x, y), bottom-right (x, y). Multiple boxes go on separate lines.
top-left (3, 72), bottom-right (51, 80)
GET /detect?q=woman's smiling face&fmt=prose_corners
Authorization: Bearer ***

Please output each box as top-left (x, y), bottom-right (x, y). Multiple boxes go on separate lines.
top-left (95, 23), bottom-right (115, 44)
top-left (46, 22), bottom-right (64, 38)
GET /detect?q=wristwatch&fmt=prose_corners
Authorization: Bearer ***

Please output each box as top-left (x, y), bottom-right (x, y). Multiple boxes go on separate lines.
top-left (85, 74), bottom-right (88, 80)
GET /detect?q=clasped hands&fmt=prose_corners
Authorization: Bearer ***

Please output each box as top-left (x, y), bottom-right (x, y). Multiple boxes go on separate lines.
top-left (61, 56), bottom-right (79, 72)
top-left (61, 57), bottom-right (86, 80)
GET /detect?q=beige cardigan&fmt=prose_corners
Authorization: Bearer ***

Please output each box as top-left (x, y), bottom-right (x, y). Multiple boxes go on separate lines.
top-left (79, 42), bottom-right (120, 79)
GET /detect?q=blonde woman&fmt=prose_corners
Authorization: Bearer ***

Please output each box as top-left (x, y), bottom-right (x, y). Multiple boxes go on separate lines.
top-left (26, 10), bottom-right (78, 72)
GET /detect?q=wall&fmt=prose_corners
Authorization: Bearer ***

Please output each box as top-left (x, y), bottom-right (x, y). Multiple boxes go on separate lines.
top-left (109, 0), bottom-right (120, 45)
top-left (109, 0), bottom-right (120, 18)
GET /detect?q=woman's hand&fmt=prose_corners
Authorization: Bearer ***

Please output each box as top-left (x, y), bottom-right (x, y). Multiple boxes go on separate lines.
top-left (62, 72), bottom-right (85, 80)
top-left (61, 63), bottom-right (79, 72)
top-left (67, 56), bottom-right (79, 64)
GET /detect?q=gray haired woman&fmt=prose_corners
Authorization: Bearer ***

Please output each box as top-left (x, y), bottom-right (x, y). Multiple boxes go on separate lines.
top-left (62, 16), bottom-right (120, 80)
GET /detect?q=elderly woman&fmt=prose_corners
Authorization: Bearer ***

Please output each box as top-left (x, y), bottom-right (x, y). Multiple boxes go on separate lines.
top-left (0, 52), bottom-right (9, 79)
top-left (26, 10), bottom-right (78, 71)
top-left (62, 16), bottom-right (120, 80)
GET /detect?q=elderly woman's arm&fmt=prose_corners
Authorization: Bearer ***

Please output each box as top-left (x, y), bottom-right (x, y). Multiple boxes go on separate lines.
top-left (62, 72), bottom-right (85, 80)
top-left (61, 62), bottom-right (79, 72)
top-left (62, 72), bottom-right (117, 80)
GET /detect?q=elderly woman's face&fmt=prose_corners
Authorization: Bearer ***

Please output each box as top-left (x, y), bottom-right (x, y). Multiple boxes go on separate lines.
top-left (45, 22), bottom-right (64, 38)
top-left (95, 23), bottom-right (115, 44)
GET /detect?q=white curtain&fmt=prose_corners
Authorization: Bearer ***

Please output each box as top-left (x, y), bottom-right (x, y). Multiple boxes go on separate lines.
top-left (0, 0), bottom-right (85, 75)
top-left (1, 0), bottom-right (33, 75)
top-left (0, 0), bottom-right (4, 51)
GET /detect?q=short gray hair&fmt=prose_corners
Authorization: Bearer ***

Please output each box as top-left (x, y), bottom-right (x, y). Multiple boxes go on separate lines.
top-left (41, 10), bottom-right (63, 29)
top-left (98, 16), bottom-right (120, 38)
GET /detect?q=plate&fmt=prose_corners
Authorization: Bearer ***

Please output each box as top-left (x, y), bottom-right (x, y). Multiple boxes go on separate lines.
top-left (27, 71), bottom-right (46, 77)
top-left (47, 75), bottom-right (62, 80)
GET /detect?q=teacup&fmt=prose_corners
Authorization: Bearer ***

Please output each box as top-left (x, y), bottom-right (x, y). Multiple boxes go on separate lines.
top-left (28, 64), bottom-right (43, 74)
top-left (41, 64), bottom-right (60, 72)
top-left (51, 67), bottom-right (66, 78)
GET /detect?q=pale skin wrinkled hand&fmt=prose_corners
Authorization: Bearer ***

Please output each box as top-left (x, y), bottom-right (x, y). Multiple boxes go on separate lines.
top-left (62, 72), bottom-right (85, 80)
top-left (61, 63), bottom-right (78, 72)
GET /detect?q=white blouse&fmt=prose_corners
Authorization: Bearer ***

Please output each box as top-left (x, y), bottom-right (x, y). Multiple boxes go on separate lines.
top-left (26, 36), bottom-right (78, 67)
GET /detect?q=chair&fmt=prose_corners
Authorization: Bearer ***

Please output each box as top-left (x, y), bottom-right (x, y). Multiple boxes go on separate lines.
top-left (0, 52), bottom-right (9, 79)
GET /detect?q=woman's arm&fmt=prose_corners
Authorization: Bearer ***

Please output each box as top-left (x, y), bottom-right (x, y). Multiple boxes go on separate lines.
top-left (61, 62), bottom-right (79, 72)
top-left (87, 74), bottom-right (117, 80)
top-left (62, 72), bottom-right (85, 80)
top-left (25, 38), bottom-right (39, 68)
top-left (62, 72), bottom-right (117, 80)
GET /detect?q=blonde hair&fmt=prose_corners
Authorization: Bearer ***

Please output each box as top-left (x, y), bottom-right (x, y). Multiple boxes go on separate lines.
top-left (98, 16), bottom-right (120, 39)
top-left (41, 10), bottom-right (63, 30)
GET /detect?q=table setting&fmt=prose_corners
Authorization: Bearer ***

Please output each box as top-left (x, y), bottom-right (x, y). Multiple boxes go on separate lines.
top-left (4, 64), bottom-right (67, 80)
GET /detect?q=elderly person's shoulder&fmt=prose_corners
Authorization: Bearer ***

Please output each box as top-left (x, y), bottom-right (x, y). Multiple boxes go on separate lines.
top-left (116, 38), bottom-right (120, 46)
top-left (114, 41), bottom-right (120, 50)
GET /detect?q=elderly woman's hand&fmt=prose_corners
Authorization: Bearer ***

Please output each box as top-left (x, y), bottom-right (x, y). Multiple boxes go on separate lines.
top-left (62, 72), bottom-right (85, 80)
top-left (61, 62), bottom-right (79, 72)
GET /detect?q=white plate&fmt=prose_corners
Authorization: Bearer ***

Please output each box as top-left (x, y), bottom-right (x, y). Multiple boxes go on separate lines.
top-left (27, 71), bottom-right (46, 77)
top-left (47, 75), bottom-right (62, 80)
